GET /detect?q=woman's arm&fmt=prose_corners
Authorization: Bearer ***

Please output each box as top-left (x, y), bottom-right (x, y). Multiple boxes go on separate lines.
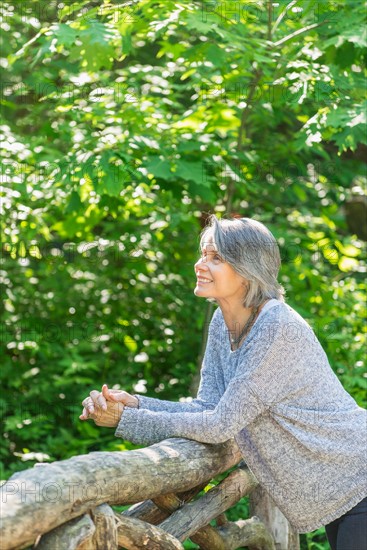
top-left (135, 350), bottom-right (222, 413)
top-left (80, 309), bottom-right (223, 420)
top-left (115, 318), bottom-right (292, 446)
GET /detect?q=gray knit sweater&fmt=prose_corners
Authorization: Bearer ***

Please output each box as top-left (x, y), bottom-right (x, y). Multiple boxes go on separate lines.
top-left (115, 299), bottom-right (367, 532)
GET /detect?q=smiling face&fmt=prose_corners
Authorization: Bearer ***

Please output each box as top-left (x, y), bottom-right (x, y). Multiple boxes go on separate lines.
top-left (194, 237), bottom-right (247, 306)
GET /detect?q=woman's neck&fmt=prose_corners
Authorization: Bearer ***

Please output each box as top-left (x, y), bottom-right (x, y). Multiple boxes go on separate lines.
top-left (218, 299), bottom-right (270, 342)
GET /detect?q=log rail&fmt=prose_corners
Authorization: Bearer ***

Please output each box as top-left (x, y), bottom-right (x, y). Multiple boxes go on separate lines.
top-left (0, 438), bottom-right (299, 550)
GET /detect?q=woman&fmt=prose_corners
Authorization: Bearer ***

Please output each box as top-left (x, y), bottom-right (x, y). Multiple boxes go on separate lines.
top-left (80, 215), bottom-right (367, 550)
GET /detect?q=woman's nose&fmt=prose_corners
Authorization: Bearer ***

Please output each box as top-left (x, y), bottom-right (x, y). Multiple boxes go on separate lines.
top-left (195, 257), bottom-right (207, 270)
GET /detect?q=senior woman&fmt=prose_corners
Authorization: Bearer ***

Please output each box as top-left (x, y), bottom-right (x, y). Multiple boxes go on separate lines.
top-left (80, 215), bottom-right (367, 550)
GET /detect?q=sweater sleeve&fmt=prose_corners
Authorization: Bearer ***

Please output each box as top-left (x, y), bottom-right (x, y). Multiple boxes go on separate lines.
top-left (115, 315), bottom-right (298, 446)
top-left (136, 356), bottom-right (221, 413)
top-left (128, 309), bottom-right (223, 414)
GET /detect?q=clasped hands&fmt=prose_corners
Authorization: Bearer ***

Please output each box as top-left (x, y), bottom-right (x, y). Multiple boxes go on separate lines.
top-left (79, 384), bottom-right (138, 427)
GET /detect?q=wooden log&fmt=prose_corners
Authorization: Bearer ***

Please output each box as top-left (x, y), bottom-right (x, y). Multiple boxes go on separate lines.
top-left (122, 493), bottom-right (186, 525)
top-left (0, 438), bottom-right (241, 550)
top-left (190, 518), bottom-right (276, 550)
top-left (177, 483), bottom-right (209, 503)
top-left (124, 488), bottom-right (227, 550)
top-left (35, 514), bottom-right (95, 550)
top-left (217, 517), bottom-right (276, 550)
top-left (151, 482), bottom-right (208, 516)
top-left (158, 465), bottom-right (258, 541)
top-left (123, 477), bottom-right (268, 550)
top-left (91, 504), bottom-right (117, 550)
top-left (190, 524), bottom-right (227, 550)
top-left (249, 486), bottom-right (300, 550)
top-left (123, 499), bottom-right (168, 524)
top-left (126, 500), bottom-right (227, 550)
top-left (114, 514), bottom-right (184, 550)
top-left (122, 483), bottom-right (206, 524)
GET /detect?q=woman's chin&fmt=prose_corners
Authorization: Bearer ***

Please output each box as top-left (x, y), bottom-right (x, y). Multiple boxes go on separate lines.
top-left (194, 286), bottom-right (212, 298)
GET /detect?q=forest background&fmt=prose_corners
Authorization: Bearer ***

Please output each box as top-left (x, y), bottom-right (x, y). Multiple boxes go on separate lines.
top-left (1, 1), bottom-right (366, 548)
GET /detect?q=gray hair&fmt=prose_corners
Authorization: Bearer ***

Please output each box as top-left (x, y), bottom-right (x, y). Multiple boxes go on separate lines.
top-left (200, 215), bottom-right (286, 308)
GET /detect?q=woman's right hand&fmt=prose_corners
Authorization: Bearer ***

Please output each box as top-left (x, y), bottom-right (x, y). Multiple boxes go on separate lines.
top-left (79, 384), bottom-right (138, 420)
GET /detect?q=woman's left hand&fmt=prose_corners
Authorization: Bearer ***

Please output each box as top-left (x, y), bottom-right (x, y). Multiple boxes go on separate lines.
top-left (80, 399), bottom-right (124, 427)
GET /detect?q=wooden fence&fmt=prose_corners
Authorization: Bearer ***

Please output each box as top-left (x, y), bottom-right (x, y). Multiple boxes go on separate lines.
top-left (0, 438), bottom-right (299, 550)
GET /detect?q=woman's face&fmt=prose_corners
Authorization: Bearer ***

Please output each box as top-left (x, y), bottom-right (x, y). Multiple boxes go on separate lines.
top-left (194, 238), bottom-right (247, 305)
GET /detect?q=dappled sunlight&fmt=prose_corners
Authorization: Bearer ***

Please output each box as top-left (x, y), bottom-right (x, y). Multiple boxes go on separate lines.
top-left (1, 2), bottom-right (366, 549)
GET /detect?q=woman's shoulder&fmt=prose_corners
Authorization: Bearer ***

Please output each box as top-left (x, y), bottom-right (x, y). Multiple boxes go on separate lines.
top-left (278, 301), bottom-right (315, 332)
top-left (258, 300), bottom-right (312, 325)
top-left (255, 300), bottom-right (315, 342)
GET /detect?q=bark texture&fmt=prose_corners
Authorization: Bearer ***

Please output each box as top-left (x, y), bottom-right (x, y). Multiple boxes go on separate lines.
top-left (35, 514), bottom-right (96, 550)
top-left (0, 438), bottom-right (240, 550)
top-left (217, 517), bottom-right (276, 550)
top-left (250, 486), bottom-right (300, 550)
top-left (91, 504), bottom-right (118, 550)
top-left (0, 438), bottom-right (299, 550)
top-left (115, 515), bottom-right (184, 550)
top-left (159, 465), bottom-right (258, 541)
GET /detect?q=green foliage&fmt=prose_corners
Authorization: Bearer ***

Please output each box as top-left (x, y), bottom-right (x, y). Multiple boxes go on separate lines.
top-left (1, 1), bottom-right (366, 547)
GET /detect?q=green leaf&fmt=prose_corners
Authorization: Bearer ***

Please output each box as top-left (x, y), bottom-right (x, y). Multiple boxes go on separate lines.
top-left (206, 44), bottom-right (227, 67)
top-left (70, 20), bottom-right (117, 70)
top-left (185, 13), bottom-right (219, 35)
top-left (99, 153), bottom-right (126, 196)
top-left (146, 157), bottom-right (174, 180)
top-left (65, 191), bottom-right (83, 213)
top-left (175, 160), bottom-right (204, 183)
top-left (53, 23), bottom-right (78, 47)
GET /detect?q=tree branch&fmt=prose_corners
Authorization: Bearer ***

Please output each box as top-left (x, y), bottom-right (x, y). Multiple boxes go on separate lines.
top-left (272, 0), bottom-right (298, 35)
top-left (272, 20), bottom-right (330, 48)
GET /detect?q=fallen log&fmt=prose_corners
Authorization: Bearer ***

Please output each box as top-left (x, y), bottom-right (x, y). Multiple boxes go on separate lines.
top-left (158, 465), bottom-right (258, 541)
top-left (123, 467), bottom-right (263, 550)
top-left (123, 483), bottom-right (207, 524)
top-left (123, 487), bottom-right (227, 549)
top-left (0, 438), bottom-right (241, 550)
